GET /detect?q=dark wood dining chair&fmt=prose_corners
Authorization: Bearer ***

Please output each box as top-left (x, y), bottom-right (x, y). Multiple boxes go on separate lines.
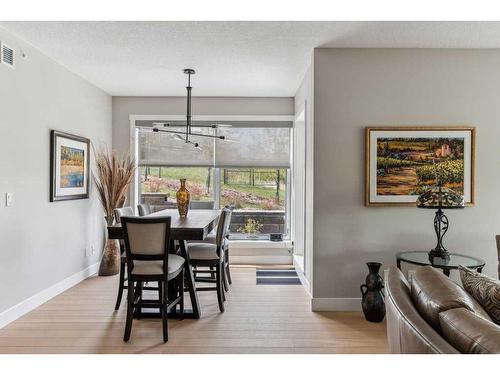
top-left (115, 207), bottom-right (164, 311)
top-left (137, 203), bottom-right (152, 216)
top-left (121, 216), bottom-right (184, 342)
top-left (187, 208), bottom-right (232, 312)
top-left (188, 206), bottom-right (233, 292)
top-left (113, 206), bottom-right (134, 310)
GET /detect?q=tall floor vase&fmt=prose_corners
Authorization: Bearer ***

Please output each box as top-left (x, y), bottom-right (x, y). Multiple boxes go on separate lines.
top-left (360, 262), bottom-right (385, 322)
top-left (98, 215), bottom-right (120, 276)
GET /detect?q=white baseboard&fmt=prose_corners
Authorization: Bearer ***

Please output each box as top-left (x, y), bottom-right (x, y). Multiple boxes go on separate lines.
top-left (293, 255), bottom-right (312, 297)
top-left (0, 262), bottom-right (100, 329)
top-left (312, 297), bottom-right (362, 312)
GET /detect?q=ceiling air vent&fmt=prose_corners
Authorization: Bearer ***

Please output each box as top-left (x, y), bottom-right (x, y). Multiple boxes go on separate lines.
top-left (1, 43), bottom-right (15, 68)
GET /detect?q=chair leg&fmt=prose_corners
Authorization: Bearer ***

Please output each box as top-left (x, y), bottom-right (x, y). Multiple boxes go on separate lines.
top-left (221, 265), bottom-right (227, 301)
top-left (179, 269), bottom-right (185, 320)
top-left (223, 263), bottom-right (229, 293)
top-left (158, 280), bottom-right (163, 309)
top-left (114, 260), bottom-right (126, 310)
top-left (135, 281), bottom-right (143, 319)
top-left (162, 280), bottom-right (168, 342)
top-left (216, 263), bottom-right (225, 313)
top-left (225, 249), bottom-right (232, 285)
top-left (123, 279), bottom-right (134, 342)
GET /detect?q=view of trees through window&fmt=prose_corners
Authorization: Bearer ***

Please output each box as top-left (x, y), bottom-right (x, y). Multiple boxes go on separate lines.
top-left (220, 168), bottom-right (286, 210)
top-left (141, 167), bottom-right (214, 201)
top-left (140, 167), bottom-right (286, 210)
top-left (140, 167), bottom-right (288, 237)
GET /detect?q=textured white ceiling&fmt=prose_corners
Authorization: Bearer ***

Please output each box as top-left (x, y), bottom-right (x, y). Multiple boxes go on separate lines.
top-left (2, 21), bottom-right (500, 96)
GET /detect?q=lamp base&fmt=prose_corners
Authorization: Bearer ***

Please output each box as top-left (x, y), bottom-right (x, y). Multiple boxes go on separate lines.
top-left (428, 248), bottom-right (450, 263)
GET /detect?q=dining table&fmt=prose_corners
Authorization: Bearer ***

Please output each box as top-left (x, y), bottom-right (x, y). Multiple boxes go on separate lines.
top-left (107, 208), bottom-right (221, 319)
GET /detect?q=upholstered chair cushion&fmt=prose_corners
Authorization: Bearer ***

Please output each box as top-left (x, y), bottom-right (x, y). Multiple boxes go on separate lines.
top-left (187, 243), bottom-right (220, 260)
top-left (410, 266), bottom-right (492, 332)
top-left (114, 206), bottom-right (134, 222)
top-left (204, 232), bottom-right (217, 244)
top-left (126, 222), bottom-right (167, 255)
top-left (439, 307), bottom-right (500, 354)
top-left (131, 254), bottom-right (184, 277)
top-left (187, 230), bottom-right (217, 245)
top-left (137, 203), bottom-right (152, 216)
top-left (459, 265), bottom-right (500, 325)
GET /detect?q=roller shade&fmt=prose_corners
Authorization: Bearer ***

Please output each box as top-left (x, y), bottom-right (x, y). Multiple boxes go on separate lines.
top-left (215, 127), bottom-right (291, 168)
top-left (137, 121), bottom-right (292, 168)
top-left (138, 128), bottom-right (215, 167)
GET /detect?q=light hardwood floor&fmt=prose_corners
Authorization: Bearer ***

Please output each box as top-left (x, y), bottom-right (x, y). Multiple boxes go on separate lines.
top-left (0, 266), bottom-right (388, 354)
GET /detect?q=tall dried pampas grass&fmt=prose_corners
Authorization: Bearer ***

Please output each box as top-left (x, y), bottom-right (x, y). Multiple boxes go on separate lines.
top-left (93, 146), bottom-right (136, 223)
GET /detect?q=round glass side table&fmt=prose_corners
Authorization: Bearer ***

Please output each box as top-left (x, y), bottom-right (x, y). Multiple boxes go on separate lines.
top-left (396, 251), bottom-right (485, 276)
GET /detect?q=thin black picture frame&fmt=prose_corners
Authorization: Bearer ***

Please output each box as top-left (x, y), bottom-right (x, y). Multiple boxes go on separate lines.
top-left (50, 130), bottom-right (90, 202)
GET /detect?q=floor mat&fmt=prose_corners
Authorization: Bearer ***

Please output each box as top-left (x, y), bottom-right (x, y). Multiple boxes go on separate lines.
top-left (256, 268), bottom-right (301, 285)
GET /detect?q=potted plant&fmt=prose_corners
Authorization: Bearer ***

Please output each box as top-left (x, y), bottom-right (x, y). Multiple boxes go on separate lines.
top-left (93, 146), bottom-right (136, 276)
top-left (237, 218), bottom-right (264, 239)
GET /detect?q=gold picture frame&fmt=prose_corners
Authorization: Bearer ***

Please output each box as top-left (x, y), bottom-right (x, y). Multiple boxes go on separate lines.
top-left (365, 126), bottom-right (475, 206)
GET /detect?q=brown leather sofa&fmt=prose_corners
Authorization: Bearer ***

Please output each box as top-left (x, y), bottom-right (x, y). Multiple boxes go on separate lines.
top-left (386, 266), bottom-right (500, 354)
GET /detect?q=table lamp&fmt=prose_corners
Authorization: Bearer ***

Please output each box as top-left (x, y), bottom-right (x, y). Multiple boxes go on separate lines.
top-left (416, 185), bottom-right (465, 261)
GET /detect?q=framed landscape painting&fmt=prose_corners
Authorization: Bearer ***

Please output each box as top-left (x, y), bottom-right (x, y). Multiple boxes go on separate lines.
top-left (365, 127), bottom-right (475, 206)
top-left (50, 130), bottom-right (90, 201)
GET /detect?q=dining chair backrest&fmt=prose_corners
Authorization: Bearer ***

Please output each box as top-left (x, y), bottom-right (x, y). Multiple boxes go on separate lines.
top-left (114, 206), bottom-right (135, 223)
top-left (121, 216), bottom-right (172, 275)
top-left (137, 203), bottom-right (152, 216)
top-left (190, 201), bottom-right (215, 210)
top-left (216, 208), bottom-right (232, 249)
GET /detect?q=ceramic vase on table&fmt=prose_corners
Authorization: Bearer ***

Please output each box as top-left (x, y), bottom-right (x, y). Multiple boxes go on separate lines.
top-left (176, 178), bottom-right (190, 218)
top-left (98, 215), bottom-right (120, 276)
top-left (360, 262), bottom-right (386, 322)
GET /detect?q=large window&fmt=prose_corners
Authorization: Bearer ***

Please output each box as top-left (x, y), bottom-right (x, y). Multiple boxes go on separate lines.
top-left (137, 120), bottom-right (292, 239)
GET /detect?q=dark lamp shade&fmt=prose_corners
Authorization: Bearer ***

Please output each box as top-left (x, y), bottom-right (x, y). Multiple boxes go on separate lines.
top-left (416, 186), bottom-right (465, 209)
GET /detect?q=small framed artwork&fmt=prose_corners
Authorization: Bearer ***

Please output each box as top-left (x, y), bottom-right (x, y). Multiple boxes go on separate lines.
top-left (365, 126), bottom-right (475, 206)
top-left (50, 130), bottom-right (90, 201)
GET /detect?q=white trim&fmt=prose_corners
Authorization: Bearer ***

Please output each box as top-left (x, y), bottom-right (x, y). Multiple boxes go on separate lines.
top-left (129, 114), bottom-right (295, 122)
top-left (129, 120), bottom-right (139, 209)
top-left (0, 262), bottom-right (99, 329)
top-left (293, 254), bottom-right (312, 297)
top-left (292, 103), bottom-right (306, 270)
top-left (228, 240), bottom-right (292, 249)
top-left (305, 81), bottom-right (314, 293)
top-left (311, 298), bottom-right (362, 312)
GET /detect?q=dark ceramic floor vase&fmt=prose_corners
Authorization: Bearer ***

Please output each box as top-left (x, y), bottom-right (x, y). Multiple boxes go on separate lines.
top-left (360, 262), bottom-right (386, 322)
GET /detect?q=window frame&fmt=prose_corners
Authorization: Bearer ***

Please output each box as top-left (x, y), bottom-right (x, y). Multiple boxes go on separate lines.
top-left (130, 114), bottom-right (295, 241)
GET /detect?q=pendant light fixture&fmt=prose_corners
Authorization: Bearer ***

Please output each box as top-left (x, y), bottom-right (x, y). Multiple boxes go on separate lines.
top-left (149, 69), bottom-right (226, 148)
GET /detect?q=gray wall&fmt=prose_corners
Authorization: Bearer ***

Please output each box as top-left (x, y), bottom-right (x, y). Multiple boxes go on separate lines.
top-left (312, 48), bottom-right (500, 300)
top-left (112, 96), bottom-right (294, 154)
top-left (0, 27), bottom-right (112, 313)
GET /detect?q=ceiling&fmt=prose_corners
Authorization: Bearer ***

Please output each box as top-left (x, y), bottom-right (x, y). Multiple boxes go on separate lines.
top-left (3, 21), bottom-right (500, 97)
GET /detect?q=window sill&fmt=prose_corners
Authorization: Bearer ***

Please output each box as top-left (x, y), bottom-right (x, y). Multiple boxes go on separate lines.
top-left (228, 240), bottom-right (293, 265)
top-left (228, 240), bottom-right (292, 249)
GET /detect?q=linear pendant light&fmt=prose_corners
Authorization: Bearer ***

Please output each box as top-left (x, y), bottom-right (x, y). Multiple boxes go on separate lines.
top-left (149, 69), bottom-right (226, 148)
